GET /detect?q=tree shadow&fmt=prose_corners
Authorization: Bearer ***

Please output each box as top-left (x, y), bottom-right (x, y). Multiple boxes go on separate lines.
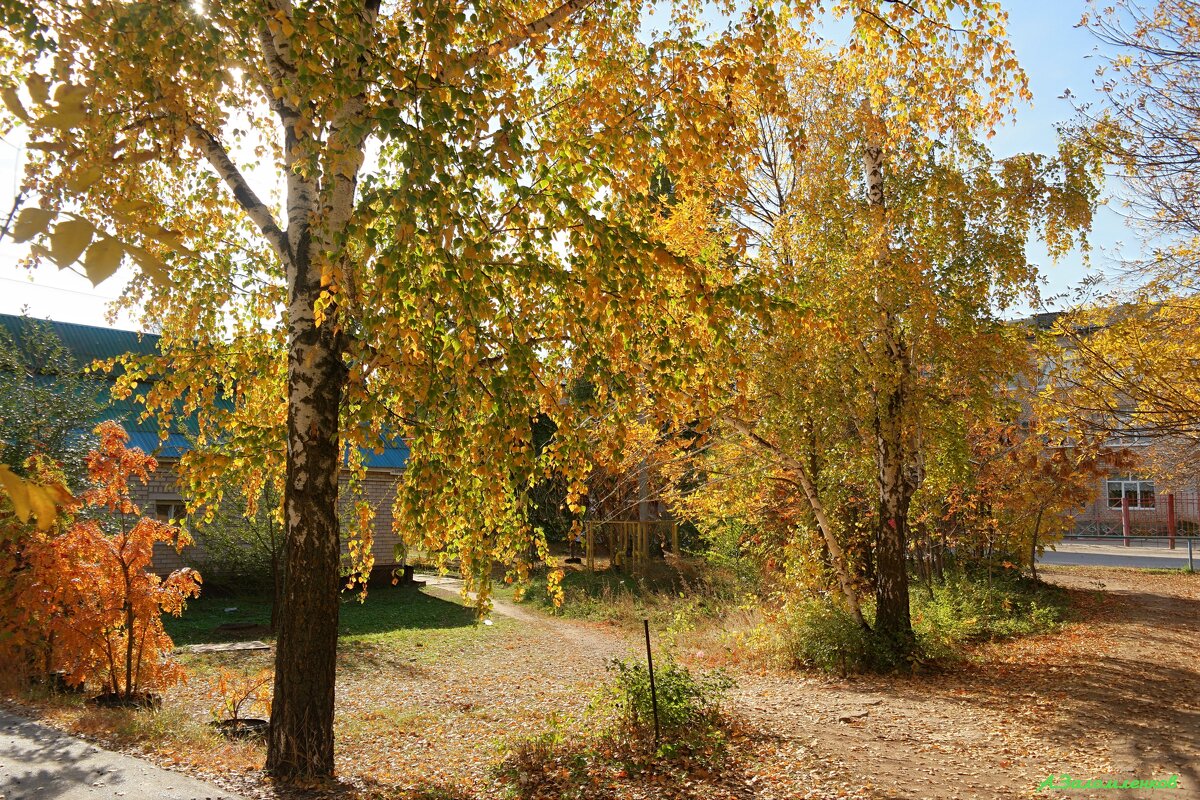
top-left (923, 584), bottom-right (1200, 792)
top-left (337, 586), bottom-right (479, 637)
top-left (168, 585), bottom-right (478, 647)
top-left (0, 712), bottom-right (145, 800)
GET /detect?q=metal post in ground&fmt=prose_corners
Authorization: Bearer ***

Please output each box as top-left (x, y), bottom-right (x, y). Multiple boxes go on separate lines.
top-left (643, 619), bottom-right (660, 749)
top-left (1189, 539), bottom-right (1194, 572)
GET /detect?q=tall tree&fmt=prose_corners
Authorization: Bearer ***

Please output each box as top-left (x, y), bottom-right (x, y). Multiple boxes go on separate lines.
top-left (665, 33), bottom-right (1097, 653)
top-left (1057, 1), bottom-right (1200, 452)
top-left (0, 0), bottom-right (781, 780)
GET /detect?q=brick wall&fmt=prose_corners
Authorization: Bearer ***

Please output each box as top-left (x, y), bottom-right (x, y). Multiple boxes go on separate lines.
top-left (134, 461), bottom-right (405, 576)
top-left (1068, 475), bottom-right (1200, 537)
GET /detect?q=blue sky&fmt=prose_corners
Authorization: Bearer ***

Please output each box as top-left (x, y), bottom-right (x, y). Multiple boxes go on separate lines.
top-left (0, 0), bottom-right (1140, 328)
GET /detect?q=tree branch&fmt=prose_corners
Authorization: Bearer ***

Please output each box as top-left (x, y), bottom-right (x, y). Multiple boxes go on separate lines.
top-left (464, 0), bottom-right (598, 70)
top-left (722, 414), bottom-right (869, 628)
top-left (186, 122), bottom-right (292, 268)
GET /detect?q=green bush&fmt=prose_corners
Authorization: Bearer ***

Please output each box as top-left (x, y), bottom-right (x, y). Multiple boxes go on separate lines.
top-left (771, 597), bottom-right (896, 673)
top-left (598, 656), bottom-right (732, 757)
top-left (771, 572), bottom-right (1067, 674)
top-left (912, 573), bottom-right (1065, 657)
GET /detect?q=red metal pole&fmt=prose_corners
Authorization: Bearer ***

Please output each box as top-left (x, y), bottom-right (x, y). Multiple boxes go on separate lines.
top-left (1167, 493), bottom-right (1177, 550)
top-left (1122, 495), bottom-right (1131, 547)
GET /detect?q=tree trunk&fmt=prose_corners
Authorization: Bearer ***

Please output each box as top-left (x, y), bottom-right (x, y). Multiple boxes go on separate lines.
top-left (874, 381), bottom-right (914, 651)
top-left (863, 134), bottom-right (915, 653)
top-left (266, 260), bottom-right (348, 780)
top-left (724, 416), bottom-right (868, 628)
top-left (1030, 507), bottom-right (1044, 582)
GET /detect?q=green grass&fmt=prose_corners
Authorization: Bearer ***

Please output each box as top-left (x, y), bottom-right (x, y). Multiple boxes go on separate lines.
top-left (501, 562), bottom-right (736, 629)
top-left (767, 570), bottom-right (1070, 673)
top-left (165, 584), bottom-right (491, 647)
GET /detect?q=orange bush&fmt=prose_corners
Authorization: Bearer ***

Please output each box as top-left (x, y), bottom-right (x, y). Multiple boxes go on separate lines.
top-left (0, 422), bottom-right (201, 697)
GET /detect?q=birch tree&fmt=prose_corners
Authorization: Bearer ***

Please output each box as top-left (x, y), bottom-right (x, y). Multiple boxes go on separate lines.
top-left (0, 0), bottom-right (782, 780)
top-left (666, 32), bottom-right (1098, 655)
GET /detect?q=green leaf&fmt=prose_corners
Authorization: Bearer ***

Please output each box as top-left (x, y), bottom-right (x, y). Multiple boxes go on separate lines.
top-left (83, 236), bottom-right (124, 285)
top-left (50, 218), bottom-right (95, 266)
top-left (11, 207), bottom-right (54, 243)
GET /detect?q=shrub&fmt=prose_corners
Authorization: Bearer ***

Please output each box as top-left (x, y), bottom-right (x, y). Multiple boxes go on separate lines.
top-left (768, 596), bottom-right (896, 674)
top-left (768, 571), bottom-right (1067, 675)
top-left (912, 572), bottom-right (1065, 657)
top-left (209, 668), bottom-right (273, 723)
top-left (597, 656), bottom-right (732, 758)
top-left (0, 422), bottom-right (201, 697)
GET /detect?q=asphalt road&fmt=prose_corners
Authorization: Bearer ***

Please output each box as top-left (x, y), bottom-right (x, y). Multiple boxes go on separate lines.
top-left (1038, 541), bottom-right (1197, 570)
top-left (0, 710), bottom-right (244, 800)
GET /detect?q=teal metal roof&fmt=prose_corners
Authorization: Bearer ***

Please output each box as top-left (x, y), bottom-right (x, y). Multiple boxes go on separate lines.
top-left (1, 314), bottom-right (408, 470)
top-left (0, 314), bottom-right (158, 364)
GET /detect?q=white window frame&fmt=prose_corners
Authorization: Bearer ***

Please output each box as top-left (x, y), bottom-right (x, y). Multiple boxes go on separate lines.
top-left (1106, 478), bottom-right (1156, 511)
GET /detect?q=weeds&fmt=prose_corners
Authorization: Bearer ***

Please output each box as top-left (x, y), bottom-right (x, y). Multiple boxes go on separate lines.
top-left (495, 657), bottom-right (736, 798)
top-left (764, 571), bottom-right (1068, 674)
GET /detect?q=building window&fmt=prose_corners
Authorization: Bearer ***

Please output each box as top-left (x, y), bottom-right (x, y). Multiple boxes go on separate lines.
top-left (155, 501), bottom-right (184, 523)
top-left (1107, 479), bottom-right (1156, 510)
top-left (1110, 411), bottom-right (1151, 447)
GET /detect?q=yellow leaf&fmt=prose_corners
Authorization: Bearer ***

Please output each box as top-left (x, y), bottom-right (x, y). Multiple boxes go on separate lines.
top-left (112, 198), bottom-right (153, 217)
top-left (67, 165), bottom-right (103, 192)
top-left (39, 107), bottom-right (87, 130)
top-left (25, 484), bottom-right (58, 531)
top-left (132, 247), bottom-right (170, 286)
top-left (83, 236), bottom-right (124, 285)
top-left (50, 218), bottom-right (94, 266)
top-left (0, 466), bottom-right (32, 523)
top-left (2, 86), bottom-right (28, 122)
top-left (52, 82), bottom-right (88, 110)
top-left (123, 150), bottom-right (157, 165)
top-left (26, 74), bottom-right (47, 106)
top-left (11, 207), bottom-right (54, 243)
top-left (43, 482), bottom-right (74, 506)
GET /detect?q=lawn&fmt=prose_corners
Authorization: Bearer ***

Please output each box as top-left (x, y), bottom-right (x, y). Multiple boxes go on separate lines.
top-left (164, 582), bottom-right (485, 647)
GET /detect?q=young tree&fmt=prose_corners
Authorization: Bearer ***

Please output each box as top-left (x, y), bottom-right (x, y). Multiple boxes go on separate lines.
top-left (0, 315), bottom-right (104, 488)
top-left (45, 422), bottom-right (201, 698)
top-left (1, 423), bottom-right (199, 696)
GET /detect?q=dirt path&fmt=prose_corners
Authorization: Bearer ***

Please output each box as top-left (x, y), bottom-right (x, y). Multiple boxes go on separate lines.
top-left (727, 566), bottom-right (1199, 800)
top-left (423, 568), bottom-right (1199, 799)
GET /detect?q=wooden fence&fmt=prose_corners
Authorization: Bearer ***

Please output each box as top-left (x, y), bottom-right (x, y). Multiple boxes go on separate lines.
top-left (579, 520), bottom-right (679, 573)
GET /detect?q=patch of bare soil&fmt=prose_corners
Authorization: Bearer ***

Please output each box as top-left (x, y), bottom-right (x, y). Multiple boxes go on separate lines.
top-left (729, 566), bottom-right (1199, 800)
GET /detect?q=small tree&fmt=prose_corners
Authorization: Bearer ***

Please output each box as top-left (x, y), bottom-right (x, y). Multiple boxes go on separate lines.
top-left (186, 480), bottom-right (284, 629)
top-left (18, 422), bottom-right (201, 698)
top-left (0, 316), bottom-right (106, 488)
